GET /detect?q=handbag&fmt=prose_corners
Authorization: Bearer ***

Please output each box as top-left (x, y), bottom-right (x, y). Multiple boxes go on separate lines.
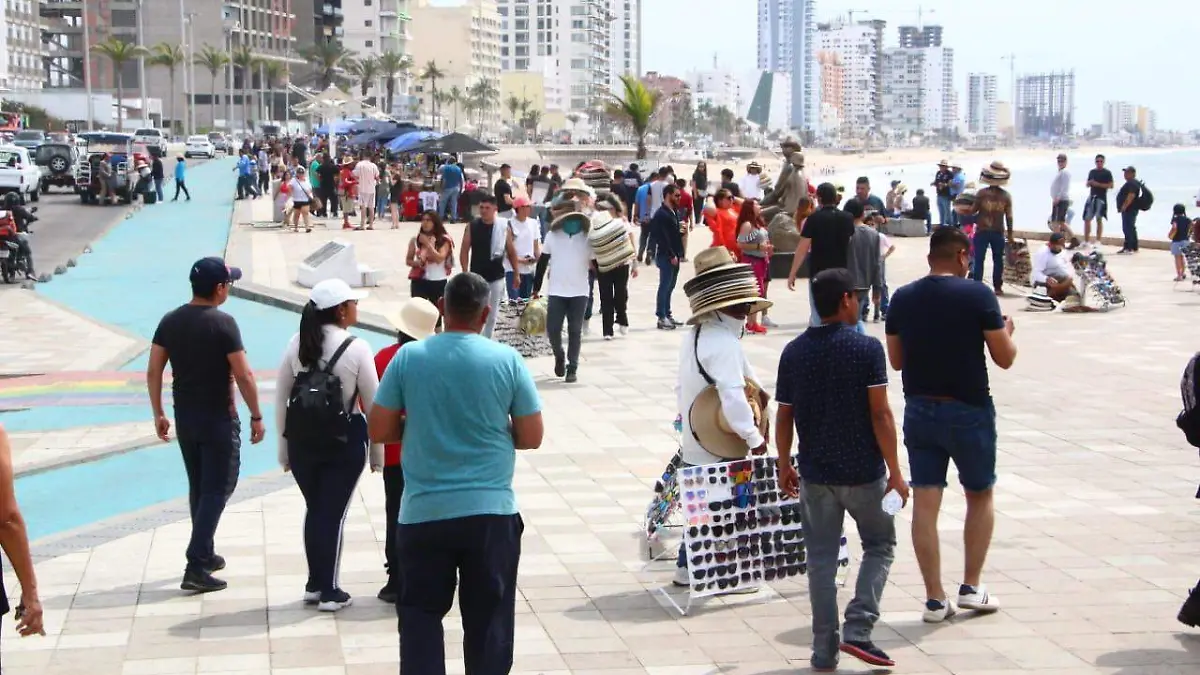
top-left (408, 237), bottom-right (426, 280)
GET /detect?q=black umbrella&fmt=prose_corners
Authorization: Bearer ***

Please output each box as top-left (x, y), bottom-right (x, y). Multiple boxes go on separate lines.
top-left (412, 132), bottom-right (497, 155)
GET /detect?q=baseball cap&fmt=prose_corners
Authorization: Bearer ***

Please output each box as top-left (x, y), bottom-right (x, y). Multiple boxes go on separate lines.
top-left (1049, 232), bottom-right (1066, 244)
top-left (189, 257), bottom-right (242, 287)
top-left (1123, 165), bottom-right (1136, 173)
top-left (309, 278), bottom-right (367, 310)
top-left (513, 195), bottom-right (533, 208)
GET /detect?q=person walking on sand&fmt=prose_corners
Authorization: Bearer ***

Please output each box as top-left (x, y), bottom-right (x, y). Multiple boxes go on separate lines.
top-left (147, 257), bottom-right (266, 593)
top-left (885, 227), bottom-right (1017, 623)
top-left (368, 272), bottom-right (544, 675)
top-left (776, 268), bottom-right (908, 672)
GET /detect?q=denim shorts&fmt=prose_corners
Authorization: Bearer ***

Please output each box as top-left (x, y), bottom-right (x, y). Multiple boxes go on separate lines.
top-left (1171, 240), bottom-right (1189, 256)
top-left (903, 396), bottom-right (997, 492)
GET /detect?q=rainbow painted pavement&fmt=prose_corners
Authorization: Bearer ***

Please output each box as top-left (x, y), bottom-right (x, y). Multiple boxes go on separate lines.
top-left (0, 370), bottom-right (278, 411)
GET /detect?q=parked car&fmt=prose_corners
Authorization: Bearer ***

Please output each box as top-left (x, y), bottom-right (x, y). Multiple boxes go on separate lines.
top-left (11, 130), bottom-right (47, 150)
top-left (34, 143), bottom-right (80, 194)
top-left (0, 146), bottom-right (42, 203)
top-left (184, 135), bottom-right (216, 159)
top-left (207, 131), bottom-right (232, 154)
top-left (132, 128), bottom-right (167, 157)
top-left (75, 134), bottom-right (147, 205)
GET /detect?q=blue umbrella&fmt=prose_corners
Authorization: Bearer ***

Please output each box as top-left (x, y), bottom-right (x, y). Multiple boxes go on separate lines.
top-left (314, 118), bottom-right (359, 135)
top-left (386, 130), bottom-right (442, 153)
top-left (349, 119), bottom-right (396, 134)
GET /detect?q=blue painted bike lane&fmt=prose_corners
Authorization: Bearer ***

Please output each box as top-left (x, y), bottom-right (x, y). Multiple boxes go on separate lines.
top-left (15, 158), bottom-right (391, 540)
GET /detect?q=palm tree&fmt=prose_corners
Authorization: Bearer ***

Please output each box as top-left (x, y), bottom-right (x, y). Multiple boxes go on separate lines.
top-left (195, 46), bottom-right (230, 131)
top-left (606, 74), bottom-right (661, 160)
top-left (419, 60), bottom-right (446, 127)
top-left (469, 79), bottom-right (499, 132)
top-left (505, 95), bottom-right (522, 141)
top-left (566, 112), bottom-right (582, 130)
top-left (261, 60), bottom-right (285, 122)
top-left (300, 41), bottom-right (354, 91)
top-left (523, 109), bottom-right (542, 139)
top-left (378, 51), bottom-right (410, 115)
top-left (231, 47), bottom-right (259, 129)
top-left (148, 42), bottom-right (186, 134)
top-left (92, 37), bottom-right (149, 132)
top-left (347, 55), bottom-right (379, 99)
top-left (460, 97), bottom-right (477, 131)
top-left (447, 85), bottom-right (463, 130)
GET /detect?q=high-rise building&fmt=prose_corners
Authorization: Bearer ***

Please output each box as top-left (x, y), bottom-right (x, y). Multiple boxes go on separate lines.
top-left (816, 51), bottom-right (843, 133)
top-left (689, 69), bottom-right (741, 115)
top-left (1102, 100), bottom-right (1137, 135)
top-left (410, 0), bottom-right (502, 131)
top-left (817, 18), bottom-right (882, 135)
top-left (314, 0), bottom-right (347, 44)
top-left (3, 0), bottom-right (42, 92)
top-left (494, 0), bottom-right (639, 123)
top-left (1137, 106), bottom-right (1157, 137)
top-left (756, 0), bottom-right (818, 133)
top-left (879, 46), bottom-right (954, 136)
top-left (966, 73), bottom-right (998, 135)
top-left (342, 0), bottom-right (413, 57)
top-left (898, 24), bottom-right (942, 47)
top-left (1015, 70), bottom-right (1075, 138)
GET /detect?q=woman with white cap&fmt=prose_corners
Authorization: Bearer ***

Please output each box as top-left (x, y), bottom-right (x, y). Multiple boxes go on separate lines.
top-left (276, 278), bottom-right (383, 612)
top-left (371, 297), bottom-right (441, 604)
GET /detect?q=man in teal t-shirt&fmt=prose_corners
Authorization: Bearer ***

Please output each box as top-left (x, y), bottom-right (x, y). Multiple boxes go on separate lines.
top-left (369, 272), bottom-right (543, 672)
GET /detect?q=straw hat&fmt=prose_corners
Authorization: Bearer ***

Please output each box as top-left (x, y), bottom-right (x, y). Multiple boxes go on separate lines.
top-left (937, 158), bottom-right (949, 167)
top-left (385, 297), bottom-right (440, 341)
top-left (682, 248), bottom-right (772, 324)
top-left (587, 210), bottom-right (635, 272)
top-left (747, 161), bottom-right (763, 172)
top-left (895, 183), bottom-right (908, 194)
top-left (979, 161), bottom-right (1011, 186)
top-left (689, 382), bottom-right (771, 460)
top-left (559, 176), bottom-right (595, 197)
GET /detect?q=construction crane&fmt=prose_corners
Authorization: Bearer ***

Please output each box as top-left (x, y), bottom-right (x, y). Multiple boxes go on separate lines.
top-left (846, 9), bottom-right (869, 23)
top-left (1001, 53), bottom-right (1017, 130)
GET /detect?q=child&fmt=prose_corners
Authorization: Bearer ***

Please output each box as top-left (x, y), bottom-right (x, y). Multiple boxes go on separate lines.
top-left (1170, 203), bottom-right (1191, 282)
top-left (418, 183), bottom-right (439, 214)
top-left (873, 213), bottom-right (895, 322)
top-left (401, 183), bottom-right (421, 221)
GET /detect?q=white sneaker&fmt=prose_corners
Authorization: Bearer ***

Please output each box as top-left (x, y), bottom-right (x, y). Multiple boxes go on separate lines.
top-left (582, 321), bottom-right (591, 336)
top-left (718, 584), bottom-right (759, 596)
top-left (957, 584), bottom-right (1000, 613)
top-left (762, 316), bottom-right (779, 328)
top-left (604, 335), bottom-right (613, 341)
top-left (303, 590), bottom-right (320, 605)
top-left (922, 598), bottom-right (957, 623)
top-left (317, 590), bottom-right (353, 612)
top-left (673, 566), bottom-right (690, 587)
top-left (618, 324), bottom-right (629, 336)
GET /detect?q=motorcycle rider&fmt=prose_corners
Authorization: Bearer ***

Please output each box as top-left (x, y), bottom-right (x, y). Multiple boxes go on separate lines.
top-left (1, 193), bottom-right (37, 281)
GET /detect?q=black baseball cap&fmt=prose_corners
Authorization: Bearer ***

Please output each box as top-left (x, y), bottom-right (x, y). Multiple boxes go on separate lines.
top-left (1049, 232), bottom-right (1065, 244)
top-left (190, 256), bottom-right (242, 287)
top-left (1123, 165), bottom-right (1136, 173)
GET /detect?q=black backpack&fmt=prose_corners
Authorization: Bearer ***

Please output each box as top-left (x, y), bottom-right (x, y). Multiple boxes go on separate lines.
top-left (1176, 352), bottom-right (1200, 448)
top-left (1136, 181), bottom-right (1154, 212)
top-left (284, 337), bottom-right (357, 450)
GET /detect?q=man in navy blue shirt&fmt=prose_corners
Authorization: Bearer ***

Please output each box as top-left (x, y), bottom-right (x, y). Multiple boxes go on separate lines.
top-left (775, 268), bottom-right (908, 672)
top-left (884, 227), bottom-right (1016, 624)
top-left (649, 184), bottom-right (684, 329)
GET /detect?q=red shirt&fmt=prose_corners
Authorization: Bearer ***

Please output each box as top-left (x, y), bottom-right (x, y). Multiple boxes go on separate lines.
top-left (373, 343), bottom-right (403, 466)
top-left (678, 191), bottom-right (693, 221)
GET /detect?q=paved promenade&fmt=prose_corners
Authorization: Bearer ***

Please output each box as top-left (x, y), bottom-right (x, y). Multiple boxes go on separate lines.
top-left (0, 189), bottom-right (1198, 673)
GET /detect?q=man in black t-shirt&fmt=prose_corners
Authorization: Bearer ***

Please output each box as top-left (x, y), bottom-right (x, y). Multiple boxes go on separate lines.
top-left (787, 182), bottom-right (855, 326)
top-left (1082, 154), bottom-right (1114, 245)
top-left (494, 164), bottom-right (515, 217)
top-left (148, 257), bottom-right (265, 594)
top-left (459, 196), bottom-right (520, 337)
top-left (1116, 166), bottom-right (1142, 254)
top-left (719, 168), bottom-right (742, 199)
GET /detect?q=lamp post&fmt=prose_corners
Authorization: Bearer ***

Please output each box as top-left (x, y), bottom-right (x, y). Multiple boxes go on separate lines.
top-left (178, 0), bottom-right (189, 136)
top-left (136, 0), bottom-right (148, 127)
top-left (222, 3), bottom-right (239, 131)
top-left (186, 13), bottom-right (197, 134)
top-left (82, 0), bottom-right (95, 130)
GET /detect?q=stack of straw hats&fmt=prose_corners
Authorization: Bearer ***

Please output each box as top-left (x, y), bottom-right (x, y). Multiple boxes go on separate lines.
top-left (682, 248), bottom-right (772, 324)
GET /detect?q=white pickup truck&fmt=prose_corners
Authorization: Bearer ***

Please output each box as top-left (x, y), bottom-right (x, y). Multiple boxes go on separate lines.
top-left (133, 128), bottom-right (167, 158)
top-left (0, 146), bottom-right (41, 203)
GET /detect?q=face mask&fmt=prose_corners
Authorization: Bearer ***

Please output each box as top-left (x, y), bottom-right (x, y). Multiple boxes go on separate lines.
top-left (720, 312), bottom-right (747, 336)
top-left (561, 220), bottom-right (582, 236)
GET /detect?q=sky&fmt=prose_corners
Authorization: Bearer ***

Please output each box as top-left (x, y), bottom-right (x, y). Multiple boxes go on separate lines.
top-left (641, 0), bottom-right (1199, 131)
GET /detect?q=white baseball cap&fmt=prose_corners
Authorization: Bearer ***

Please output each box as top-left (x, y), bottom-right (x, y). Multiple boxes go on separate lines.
top-left (310, 278), bottom-right (367, 310)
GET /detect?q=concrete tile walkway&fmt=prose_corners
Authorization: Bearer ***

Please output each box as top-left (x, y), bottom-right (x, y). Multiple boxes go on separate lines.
top-left (4, 220), bottom-right (1200, 673)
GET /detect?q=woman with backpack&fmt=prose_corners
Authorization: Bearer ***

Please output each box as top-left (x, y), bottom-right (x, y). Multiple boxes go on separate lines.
top-left (371, 297), bottom-right (440, 604)
top-left (275, 278), bottom-right (382, 612)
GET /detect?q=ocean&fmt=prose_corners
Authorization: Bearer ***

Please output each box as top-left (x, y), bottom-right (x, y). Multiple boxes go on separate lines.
top-left (839, 148), bottom-right (1200, 241)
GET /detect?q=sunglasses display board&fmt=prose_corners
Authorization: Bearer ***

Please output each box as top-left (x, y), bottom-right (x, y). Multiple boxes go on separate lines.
top-left (662, 455), bottom-right (849, 615)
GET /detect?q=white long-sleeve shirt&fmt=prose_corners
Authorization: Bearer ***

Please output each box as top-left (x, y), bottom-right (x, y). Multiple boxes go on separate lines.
top-left (275, 325), bottom-right (383, 469)
top-left (739, 174), bottom-right (764, 201)
top-left (1031, 244), bottom-right (1074, 285)
top-left (678, 314), bottom-right (765, 466)
top-left (1051, 169), bottom-right (1071, 201)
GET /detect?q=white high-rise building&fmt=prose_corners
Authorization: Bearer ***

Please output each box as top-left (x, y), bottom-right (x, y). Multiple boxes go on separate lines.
top-left (495, 0), bottom-right (640, 119)
top-left (756, 0), bottom-right (818, 133)
top-left (342, 0), bottom-right (415, 103)
top-left (817, 19), bottom-right (881, 135)
top-left (966, 73), bottom-right (998, 135)
top-left (1103, 100), bottom-right (1138, 135)
top-left (690, 69), bottom-right (742, 115)
top-left (880, 46), bottom-right (954, 136)
top-left (3, 0), bottom-right (43, 92)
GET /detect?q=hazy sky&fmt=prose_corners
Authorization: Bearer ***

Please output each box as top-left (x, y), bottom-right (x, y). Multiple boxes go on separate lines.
top-left (641, 0), bottom-right (1197, 131)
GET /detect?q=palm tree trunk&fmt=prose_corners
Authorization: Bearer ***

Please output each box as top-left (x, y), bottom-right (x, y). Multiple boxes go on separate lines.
top-left (386, 79), bottom-right (395, 114)
top-left (116, 75), bottom-right (125, 132)
top-left (210, 73), bottom-right (218, 130)
top-left (168, 70), bottom-right (177, 135)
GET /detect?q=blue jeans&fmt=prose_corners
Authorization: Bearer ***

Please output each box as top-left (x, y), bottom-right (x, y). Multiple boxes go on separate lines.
top-left (799, 477), bottom-right (896, 670)
top-left (154, 177), bottom-right (164, 202)
top-left (971, 229), bottom-right (1006, 289)
top-left (936, 195), bottom-right (951, 226)
top-left (375, 193), bottom-right (388, 215)
top-left (903, 396), bottom-right (997, 492)
top-left (439, 185), bottom-right (461, 221)
top-left (655, 253), bottom-right (679, 319)
top-left (878, 259), bottom-right (890, 314)
top-left (397, 514), bottom-right (523, 675)
top-left (175, 409), bottom-right (241, 573)
top-left (505, 271), bottom-right (534, 300)
top-left (1121, 210), bottom-right (1139, 251)
top-left (853, 292), bottom-right (869, 334)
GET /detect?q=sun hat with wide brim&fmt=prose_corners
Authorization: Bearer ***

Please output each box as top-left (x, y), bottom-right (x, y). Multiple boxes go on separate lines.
top-left (938, 159), bottom-right (949, 167)
top-left (385, 297), bottom-right (440, 341)
top-left (895, 183), bottom-right (908, 194)
top-left (559, 176), bottom-right (596, 197)
top-left (683, 248), bottom-right (772, 324)
top-left (979, 160), bottom-right (1011, 186)
top-left (588, 210), bottom-right (636, 272)
top-left (689, 382), bottom-right (771, 460)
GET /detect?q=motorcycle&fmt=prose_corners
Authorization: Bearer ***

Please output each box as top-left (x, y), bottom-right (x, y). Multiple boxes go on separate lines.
top-left (0, 206), bottom-right (37, 283)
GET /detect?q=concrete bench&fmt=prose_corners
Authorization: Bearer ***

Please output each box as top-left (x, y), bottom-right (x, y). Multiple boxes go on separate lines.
top-left (883, 218), bottom-right (929, 237)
